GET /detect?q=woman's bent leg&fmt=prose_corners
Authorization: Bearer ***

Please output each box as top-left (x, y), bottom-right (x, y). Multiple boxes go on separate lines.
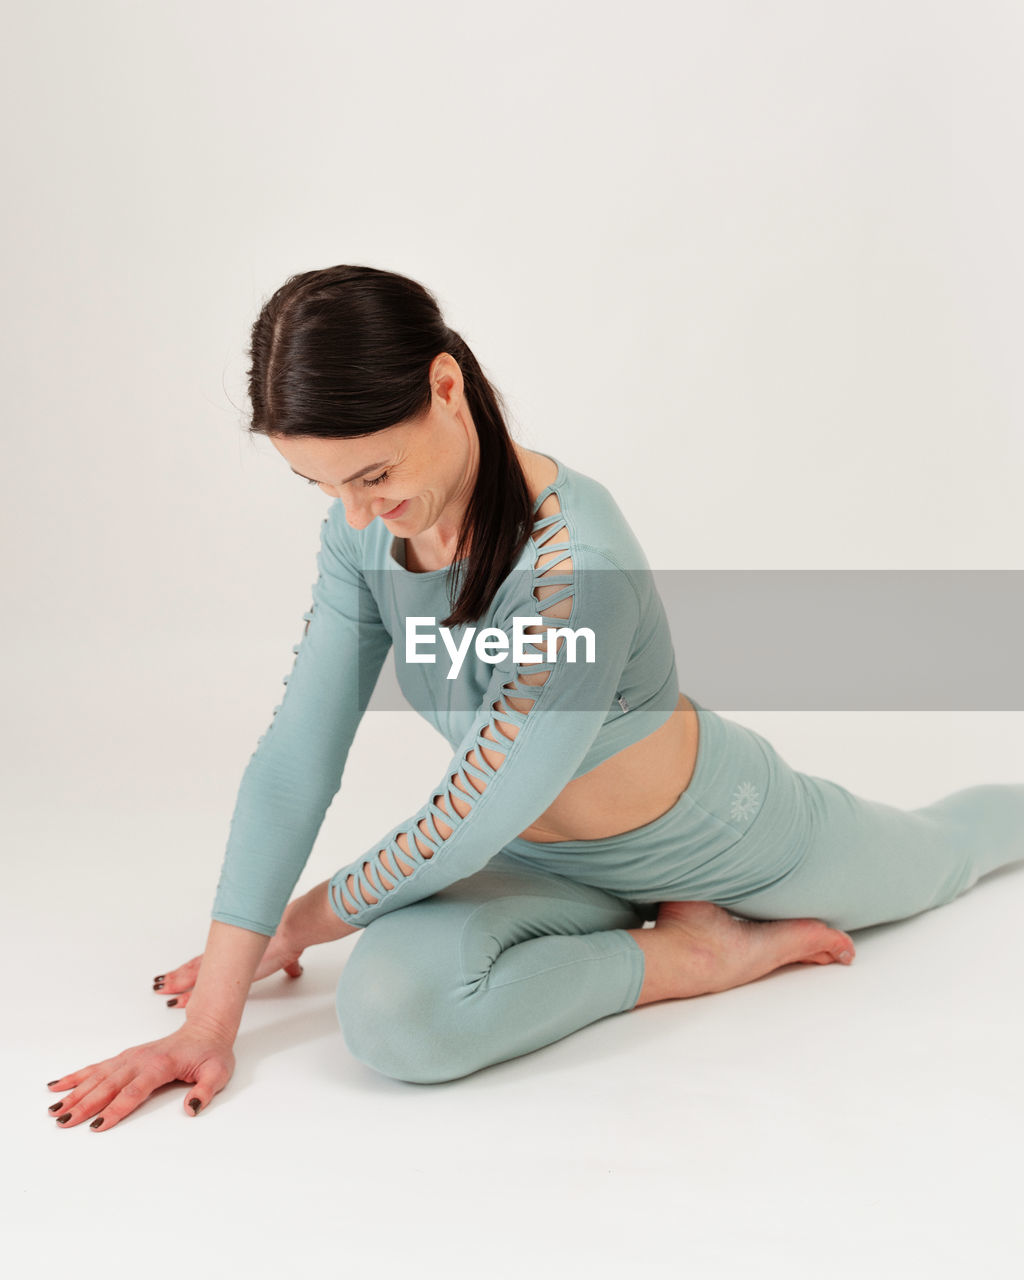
top-left (629, 900), bottom-right (855, 1005)
top-left (334, 853), bottom-right (647, 1084)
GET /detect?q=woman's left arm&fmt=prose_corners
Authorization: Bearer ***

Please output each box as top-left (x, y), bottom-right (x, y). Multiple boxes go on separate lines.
top-left (278, 878), bottom-right (361, 948)
top-left (157, 881), bottom-right (358, 1012)
top-left (325, 547), bottom-right (644, 928)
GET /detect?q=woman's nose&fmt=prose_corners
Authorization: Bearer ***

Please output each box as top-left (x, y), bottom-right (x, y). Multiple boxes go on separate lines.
top-left (337, 490), bottom-right (377, 530)
top-left (342, 501), bottom-right (371, 529)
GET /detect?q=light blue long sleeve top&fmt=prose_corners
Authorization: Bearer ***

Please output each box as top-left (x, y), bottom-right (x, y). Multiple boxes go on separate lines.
top-left (210, 454), bottom-right (680, 934)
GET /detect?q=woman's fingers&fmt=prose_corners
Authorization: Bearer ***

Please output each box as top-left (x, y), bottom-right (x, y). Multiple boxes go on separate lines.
top-left (154, 954), bottom-right (205, 1008)
top-left (153, 954), bottom-right (203, 996)
top-left (50, 1071), bottom-right (132, 1129)
top-left (48, 1070), bottom-right (90, 1095)
top-left (47, 1032), bottom-right (236, 1131)
top-left (49, 1062), bottom-right (165, 1130)
top-left (155, 942), bottom-right (304, 1012)
top-left (182, 1055), bottom-right (234, 1119)
top-left (157, 955), bottom-right (300, 1010)
top-left (48, 1066), bottom-right (120, 1112)
top-left (81, 1072), bottom-right (170, 1131)
top-left (47, 1053), bottom-right (122, 1095)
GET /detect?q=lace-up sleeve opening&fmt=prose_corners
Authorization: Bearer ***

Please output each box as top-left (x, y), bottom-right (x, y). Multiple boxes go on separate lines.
top-left (334, 490), bottom-right (577, 918)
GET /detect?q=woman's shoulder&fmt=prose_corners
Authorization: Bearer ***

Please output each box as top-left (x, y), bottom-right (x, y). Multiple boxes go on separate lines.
top-left (482, 449), bottom-right (655, 629)
top-left (531, 450), bottom-right (652, 573)
top-left (518, 446), bottom-right (559, 504)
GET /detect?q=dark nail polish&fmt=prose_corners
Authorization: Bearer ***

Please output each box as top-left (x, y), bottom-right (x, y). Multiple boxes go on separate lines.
top-left (153, 975), bottom-right (165, 983)
top-left (46, 1080), bottom-right (59, 1087)
top-left (57, 1113), bottom-right (71, 1124)
top-left (188, 1098), bottom-right (202, 1114)
top-left (153, 983), bottom-right (165, 991)
top-left (48, 1102), bottom-right (63, 1113)
top-left (90, 1117), bottom-right (104, 1129)
top-left (167, 998), bottom-right (177, 1007)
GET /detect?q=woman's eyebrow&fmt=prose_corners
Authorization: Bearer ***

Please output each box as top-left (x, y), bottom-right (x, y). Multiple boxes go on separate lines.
top-left (289, 460), bottom-right (390, 484)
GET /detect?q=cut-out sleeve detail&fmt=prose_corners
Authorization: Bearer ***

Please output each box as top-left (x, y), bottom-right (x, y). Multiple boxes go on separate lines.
top-left (326, 501), bottom-right (642, 927)
top-left (210, 505), bottom-right (393, 936)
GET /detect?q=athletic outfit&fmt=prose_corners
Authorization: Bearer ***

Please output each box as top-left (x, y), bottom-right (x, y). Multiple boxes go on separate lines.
top-left (211, 455), bottom-right (1024, 1081)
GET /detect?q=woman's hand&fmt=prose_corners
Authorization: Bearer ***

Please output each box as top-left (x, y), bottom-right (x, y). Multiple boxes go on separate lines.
top-left (154, 931), bottom-right (305, 1011)
top-left (46, 1027), bottom-right (235, 1131)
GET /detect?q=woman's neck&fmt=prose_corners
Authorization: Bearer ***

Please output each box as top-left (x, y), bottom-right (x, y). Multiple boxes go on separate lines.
top-left (402, 445), bottom-right (556, 573)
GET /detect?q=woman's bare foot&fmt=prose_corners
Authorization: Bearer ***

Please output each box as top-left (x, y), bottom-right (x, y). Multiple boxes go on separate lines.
top-left (627, 900), bottom-right (855, 1007)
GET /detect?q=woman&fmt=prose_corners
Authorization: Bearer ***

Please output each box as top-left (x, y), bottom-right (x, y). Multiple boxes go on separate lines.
top-left (46, 265), bottom-right (1024, 1128)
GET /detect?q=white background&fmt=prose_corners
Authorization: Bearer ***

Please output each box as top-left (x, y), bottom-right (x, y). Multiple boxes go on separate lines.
top-left (3, 2), bottom-right (1022, 1277)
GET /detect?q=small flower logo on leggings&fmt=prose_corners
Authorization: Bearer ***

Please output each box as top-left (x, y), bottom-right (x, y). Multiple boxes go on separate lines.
top-left (729, 780), bottom-right (761, 823)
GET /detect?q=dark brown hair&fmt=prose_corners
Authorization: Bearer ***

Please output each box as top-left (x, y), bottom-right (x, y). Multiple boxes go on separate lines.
top-left (247, 264), bottom-right (534, 627)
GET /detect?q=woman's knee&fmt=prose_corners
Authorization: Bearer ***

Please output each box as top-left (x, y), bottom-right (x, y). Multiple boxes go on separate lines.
top-left (334, 913), bottom-right (478, 1084)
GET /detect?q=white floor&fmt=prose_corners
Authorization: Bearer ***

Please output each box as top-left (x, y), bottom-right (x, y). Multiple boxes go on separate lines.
top-left (6, 684), bottom-right (1024, 1280)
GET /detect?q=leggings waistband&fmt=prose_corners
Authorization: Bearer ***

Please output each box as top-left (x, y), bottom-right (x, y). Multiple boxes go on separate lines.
top-left (501, 696), bottom-right (803, 906)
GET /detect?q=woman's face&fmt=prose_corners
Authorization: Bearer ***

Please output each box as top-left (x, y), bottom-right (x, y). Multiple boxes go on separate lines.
top-left (267, 354), bottom-right (478, 539)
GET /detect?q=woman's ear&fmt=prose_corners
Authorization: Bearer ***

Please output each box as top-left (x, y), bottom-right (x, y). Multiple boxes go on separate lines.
top-left (430, 351), bottom-right (464, 409)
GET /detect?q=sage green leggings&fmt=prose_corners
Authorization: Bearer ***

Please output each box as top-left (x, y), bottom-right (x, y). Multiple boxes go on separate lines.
top-left (335, 700), bottom-right (1024, 1082)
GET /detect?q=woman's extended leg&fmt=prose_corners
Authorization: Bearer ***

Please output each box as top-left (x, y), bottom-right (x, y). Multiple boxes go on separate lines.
top-left (334, 852), bottom-right (852, 1083)
top-left (717, 770), bottom-right (1024, 934)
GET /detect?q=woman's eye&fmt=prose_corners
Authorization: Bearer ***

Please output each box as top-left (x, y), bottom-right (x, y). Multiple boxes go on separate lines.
top-left (305, 469), bottom-right (390, 489)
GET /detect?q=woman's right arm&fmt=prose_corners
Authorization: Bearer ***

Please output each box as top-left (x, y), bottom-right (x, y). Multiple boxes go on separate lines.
top-left (47, 504), bottom-right (389, 1130)
top-left (210, 501), bottom-right (393, 938)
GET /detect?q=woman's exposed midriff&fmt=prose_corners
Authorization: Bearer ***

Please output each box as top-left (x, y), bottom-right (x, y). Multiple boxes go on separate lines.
top-left (513, 692), bottom-right (699, 844)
